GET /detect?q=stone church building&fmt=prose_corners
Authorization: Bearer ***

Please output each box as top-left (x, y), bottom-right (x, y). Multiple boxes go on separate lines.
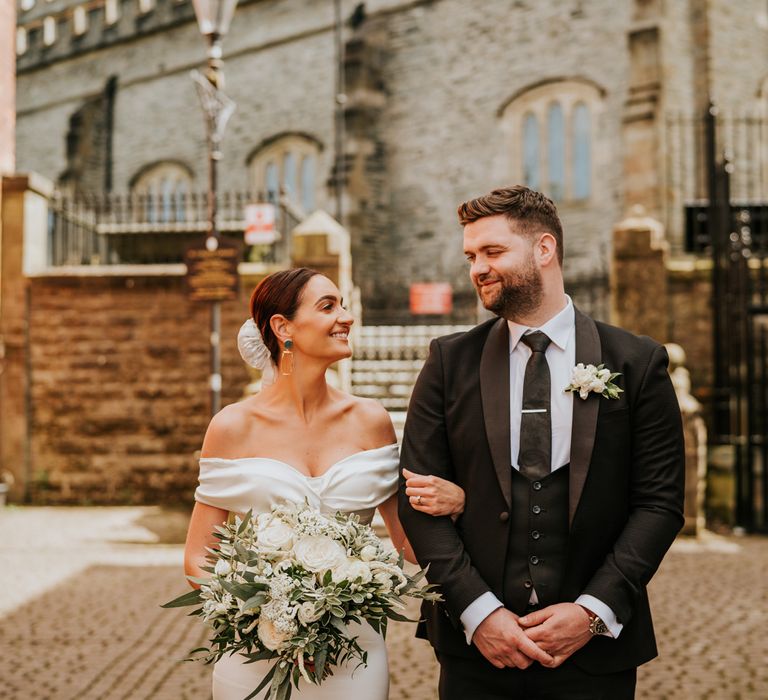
top-left (13, 0), bottom-right (768, 322)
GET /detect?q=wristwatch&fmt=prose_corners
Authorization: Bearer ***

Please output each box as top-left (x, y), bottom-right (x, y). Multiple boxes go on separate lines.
top-left (583, 609), bottom-right (608, 636)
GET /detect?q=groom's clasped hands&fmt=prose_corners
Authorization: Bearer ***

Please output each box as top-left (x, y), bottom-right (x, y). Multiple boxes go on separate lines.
top-left (473, 603), bottom-right (593, 670)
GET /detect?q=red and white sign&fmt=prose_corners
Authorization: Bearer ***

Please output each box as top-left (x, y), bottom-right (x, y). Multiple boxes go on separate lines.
top-left (244, 203), bottom-right (277, 245)
top-left (410, 283), bottom-right (453, 315)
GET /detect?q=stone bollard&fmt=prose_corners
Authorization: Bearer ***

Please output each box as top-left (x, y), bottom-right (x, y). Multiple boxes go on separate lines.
top-left (665, 343), bottom-right (706, 536)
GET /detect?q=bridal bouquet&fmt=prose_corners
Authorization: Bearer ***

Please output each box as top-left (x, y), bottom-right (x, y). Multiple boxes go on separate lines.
top-left (163, 502), bottom-right (440, 700)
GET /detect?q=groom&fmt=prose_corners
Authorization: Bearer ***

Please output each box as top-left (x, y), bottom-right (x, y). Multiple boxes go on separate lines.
top-left (398, 186), bottom-right (685, 699)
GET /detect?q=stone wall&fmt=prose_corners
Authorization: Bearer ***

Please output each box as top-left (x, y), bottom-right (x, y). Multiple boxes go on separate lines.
top-left (610, 210), bottom-right (714, 415)
top-left (15, 0), bottom-right (647, 323)
top-left (24, 272), bottom-right (261, 504)
top-left (17, 0), bottom-right (768, 322)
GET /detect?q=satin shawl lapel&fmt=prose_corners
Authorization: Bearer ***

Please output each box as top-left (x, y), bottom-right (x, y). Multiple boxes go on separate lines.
top-left (569, 308), bottom-right (601, 526)
top-left (480, 317), bottom-right (512, 508)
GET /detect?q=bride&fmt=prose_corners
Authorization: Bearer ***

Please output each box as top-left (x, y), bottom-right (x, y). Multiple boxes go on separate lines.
top-left (184, 268), bottom-right (465, 700)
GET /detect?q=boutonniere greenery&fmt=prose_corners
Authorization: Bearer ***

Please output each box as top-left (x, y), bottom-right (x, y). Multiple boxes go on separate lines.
top-left (565, 363), bottom-right (623, 400)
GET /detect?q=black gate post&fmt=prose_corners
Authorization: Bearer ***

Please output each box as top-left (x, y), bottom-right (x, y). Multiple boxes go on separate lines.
top-left (706, 104), bottom-right (756, 530)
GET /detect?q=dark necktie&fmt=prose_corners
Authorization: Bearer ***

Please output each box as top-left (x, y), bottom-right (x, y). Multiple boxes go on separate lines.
top-left (518, 331), bottom-right (552, 480)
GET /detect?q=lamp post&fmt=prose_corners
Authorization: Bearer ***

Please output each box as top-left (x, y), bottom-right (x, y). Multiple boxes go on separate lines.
top-left (191, 0), bottom-right (238, 417)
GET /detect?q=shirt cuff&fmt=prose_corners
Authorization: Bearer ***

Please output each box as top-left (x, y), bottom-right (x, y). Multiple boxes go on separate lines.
top-left (459, 592), bottom-right (504, 645)
top-left (575, 594), bottom-right (623, 638)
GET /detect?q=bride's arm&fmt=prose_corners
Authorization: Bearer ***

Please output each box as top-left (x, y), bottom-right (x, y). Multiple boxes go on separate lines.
top-left (184, 502), bottom-right (229, 588)
top-left (379, 474), bottom-right (466, 565)
top-left (183, 406), bottom-right (244, 587)
top-left (361, 398), bottom-right (465, 564)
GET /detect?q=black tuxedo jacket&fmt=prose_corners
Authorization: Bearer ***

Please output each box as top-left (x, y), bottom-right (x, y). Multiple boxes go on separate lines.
top-left (398, 310), bottom-right (685, 673)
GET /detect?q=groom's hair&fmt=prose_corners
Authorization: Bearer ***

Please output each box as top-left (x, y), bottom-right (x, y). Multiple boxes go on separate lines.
top-left (457, 185), bottom-right (564, 265)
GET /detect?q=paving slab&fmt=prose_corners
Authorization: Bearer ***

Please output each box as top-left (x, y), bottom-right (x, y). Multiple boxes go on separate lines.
top-left (0, 507), bottom-right (765, 699)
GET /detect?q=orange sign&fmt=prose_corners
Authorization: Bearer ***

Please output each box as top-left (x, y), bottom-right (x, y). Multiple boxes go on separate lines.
top-left (410, 283), bottom-right (453, 315)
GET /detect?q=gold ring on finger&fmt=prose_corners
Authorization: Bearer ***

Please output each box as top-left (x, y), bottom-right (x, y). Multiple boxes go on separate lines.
top-left (416, 495), bottom-right (422, 505)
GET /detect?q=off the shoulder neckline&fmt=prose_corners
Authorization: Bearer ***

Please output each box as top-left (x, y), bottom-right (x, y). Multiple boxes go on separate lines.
top-left (199, 443), bottom-right (399, 481)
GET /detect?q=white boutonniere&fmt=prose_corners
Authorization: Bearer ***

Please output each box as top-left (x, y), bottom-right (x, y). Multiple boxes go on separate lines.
top-left (565, 363), bottom-right (623, 400)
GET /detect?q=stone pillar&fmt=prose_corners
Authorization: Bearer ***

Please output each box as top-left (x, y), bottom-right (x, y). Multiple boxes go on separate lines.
top-left (290, 210), bottom-right (354, 392)
top-left (622, 6), bottom-right (662, 218)
top-left (666, 343), bottom-right (707, 536)
top-left (0, 174), bottom-right (54, 501)
top-left (342, 12), bottom-right (389, 316)
top-left (611, 205), bottom-right (669, 342)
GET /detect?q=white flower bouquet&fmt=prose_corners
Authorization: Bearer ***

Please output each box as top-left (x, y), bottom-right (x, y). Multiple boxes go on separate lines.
top-left (163, 502), bottom-right (440, 700)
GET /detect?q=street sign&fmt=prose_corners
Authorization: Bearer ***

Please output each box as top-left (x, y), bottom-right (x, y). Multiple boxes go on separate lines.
top-left (184, 237), bottom-right (242, 302)
top-left (244, 203), bottom-right (277, 245)
top-left (410, 282), bottom-right (453, 315)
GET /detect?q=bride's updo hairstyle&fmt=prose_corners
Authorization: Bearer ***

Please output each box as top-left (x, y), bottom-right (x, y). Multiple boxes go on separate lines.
top-left (249, 268), bottom-right (321, 365)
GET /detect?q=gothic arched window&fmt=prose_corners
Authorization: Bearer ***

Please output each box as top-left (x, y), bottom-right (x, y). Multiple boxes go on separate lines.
top-left (523, 113), bottom-right (540, 191)
top-left (130, 161), bottom-right (194, 223)
top-left (547, 102), bottom-right (566, 201)
top-left (572, 102), bottom-right (592, 200)
top-left (249, 134), bottom-right (323, 214)
top-left (500, 79), bottom-right (603, 203)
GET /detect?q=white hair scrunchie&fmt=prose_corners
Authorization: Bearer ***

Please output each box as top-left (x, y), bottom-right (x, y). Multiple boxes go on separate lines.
top-left (237, 319), bottom-right (277, 386)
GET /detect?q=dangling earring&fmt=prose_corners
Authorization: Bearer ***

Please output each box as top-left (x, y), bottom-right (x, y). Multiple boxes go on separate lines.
top-left (280, 339), bottom-right (294, 375)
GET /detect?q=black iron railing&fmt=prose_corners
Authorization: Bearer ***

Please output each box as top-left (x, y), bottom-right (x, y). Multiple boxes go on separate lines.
top-left (46, 190), bottom-right (302, 266)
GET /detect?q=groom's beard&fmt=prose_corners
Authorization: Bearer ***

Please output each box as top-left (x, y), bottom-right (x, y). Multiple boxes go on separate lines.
top-left (476, 257), bottom-right (544, 321)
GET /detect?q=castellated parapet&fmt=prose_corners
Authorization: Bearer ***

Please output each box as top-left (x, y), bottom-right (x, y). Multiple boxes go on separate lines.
top-left (15, 0), bottom-right (257, 72)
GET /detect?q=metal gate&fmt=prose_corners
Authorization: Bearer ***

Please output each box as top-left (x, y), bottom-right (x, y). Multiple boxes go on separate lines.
top-left (701, 106), bottom-right (768, 532)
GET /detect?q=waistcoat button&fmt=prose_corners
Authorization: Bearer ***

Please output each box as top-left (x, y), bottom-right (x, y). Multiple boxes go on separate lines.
top-left (524, 580), bottom-right (533, 589)
top-left (531, 530), bottom-right (540, 540)
top-left (532, 505), bottom-right (542, 514)
top-left (532, 481), bottom-right (542, 491)
top-left (499, 511), bottom-right (509, 522)
top-left (530, 555), bottom-right (539, 565)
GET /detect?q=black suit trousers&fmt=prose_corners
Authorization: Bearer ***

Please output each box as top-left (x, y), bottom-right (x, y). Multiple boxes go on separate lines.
top-left (437, 653), bottom-right (637, 700)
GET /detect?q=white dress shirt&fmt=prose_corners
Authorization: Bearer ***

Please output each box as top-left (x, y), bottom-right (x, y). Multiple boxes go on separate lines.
top-left (459, 297), bottom-right (622, 643)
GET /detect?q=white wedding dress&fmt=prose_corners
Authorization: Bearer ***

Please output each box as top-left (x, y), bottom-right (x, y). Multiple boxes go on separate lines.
top-left (194, 444), bottom-right (400, 700)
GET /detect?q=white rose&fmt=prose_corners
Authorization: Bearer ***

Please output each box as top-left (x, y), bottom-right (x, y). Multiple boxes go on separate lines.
top-left (255, 513), bottom-right (273, 531)
top-left (571, 364), bottom-right (592, 386)
top-left (346, 559), bottom-right (373, 583)
top-left (297, 602), bottom-right (323, 625)
top-left (588, 378), bottom-right (606, 394)
top-left (294, 535), bottom-right (347, 573)
top-left (360, 545), bottom-right (378, 562)
top-left (374, 571), bottom-right (393, 592)
top-left (332, 557), bottom-right (372, 584)
top-left (597, 367), bottom-right (611, 381)
top-left (257, 521), bottom-right (295, 551)
top-left (214, 559), bottom-right (232, 576)
top-left (257, 618), bottom-right (290, 651)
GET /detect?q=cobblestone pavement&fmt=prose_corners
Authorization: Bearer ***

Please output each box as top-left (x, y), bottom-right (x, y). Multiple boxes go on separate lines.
top-left (0, 507), bottom-right (766, 699)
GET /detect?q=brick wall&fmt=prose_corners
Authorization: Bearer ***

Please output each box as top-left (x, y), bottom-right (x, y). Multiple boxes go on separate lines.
top-left (25, 272), bottom-right (261, 504)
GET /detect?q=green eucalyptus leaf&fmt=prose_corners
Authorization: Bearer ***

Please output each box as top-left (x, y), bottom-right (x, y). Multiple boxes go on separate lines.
top-left (160, 589), bottom-right (201, 608)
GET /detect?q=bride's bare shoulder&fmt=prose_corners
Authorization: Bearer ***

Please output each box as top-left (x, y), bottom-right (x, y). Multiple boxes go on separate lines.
top-left (200, 398), bottom-right (263, 458)
top-left (341, 393), bottom-right (395, 447)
